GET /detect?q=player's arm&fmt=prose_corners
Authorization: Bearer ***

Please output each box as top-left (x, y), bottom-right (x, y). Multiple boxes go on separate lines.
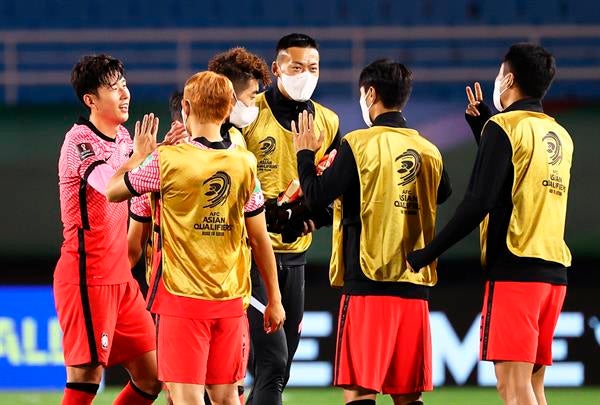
top-left (437, 166), bottom-right (452, 205)
top-left (128, 194), bottom-right (152, 268)
top-left (69, 136), bottom-right (117, 196)
top-left (106, 114), bottom-right (159, 202)
top-left (465, 82), bottom-right (493, 144)
top-left (244, 185), bottom-right (285, 334)
top-left (407, 121), bottom-right (513, 271)
top-left (128, 219), bottom-right (151, 268)
top-left (293, 111), bottom-right (355, 211)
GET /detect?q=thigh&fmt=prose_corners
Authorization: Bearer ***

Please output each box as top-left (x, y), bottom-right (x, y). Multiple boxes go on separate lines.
top-left (247, 301), bottom-right (288, 369)
top-left (54, 281), bottom-right (120, 367)
top-left (206, 315), bottom-right (249, 385)
top-left (536, 285), bottom-right (566, 365)
top-left (383, 298), bottom-right (432, 395)
top-left (281, 264), bottom-right (305, 356)
top-left (480, 281), bottom-right (546, 363)
top-left (334, 295), bottom-right (398, 393)
top-left (157, 315), bottom-right (211, 385)
top-left (248, 262), bottom-right (289, 370)
top-left (109, 280), bottom-right (156, 366)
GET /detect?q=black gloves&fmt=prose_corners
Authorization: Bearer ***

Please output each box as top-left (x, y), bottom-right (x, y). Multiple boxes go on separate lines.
top-left (264, 196), bottom-right (333, 243)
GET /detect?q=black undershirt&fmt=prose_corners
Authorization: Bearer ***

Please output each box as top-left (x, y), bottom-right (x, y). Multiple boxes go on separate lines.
top-left (297, 111), bottom-right (452, 299)
top-left (407, 99), bottom-right (567, 285)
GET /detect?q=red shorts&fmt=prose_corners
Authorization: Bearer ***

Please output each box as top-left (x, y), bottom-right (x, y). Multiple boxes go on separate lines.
top-left (157, 313), bottom-right (249, 385)
top-left (480, 281), bottom-right (566, 365)
top-left (54, 279), bottom-right (156, 367)
top-left (334, 294), bottom-right (432, 395)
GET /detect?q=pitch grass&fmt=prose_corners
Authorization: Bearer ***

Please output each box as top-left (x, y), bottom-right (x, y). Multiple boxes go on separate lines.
top-left (1, 387), bottom-right (599, 404)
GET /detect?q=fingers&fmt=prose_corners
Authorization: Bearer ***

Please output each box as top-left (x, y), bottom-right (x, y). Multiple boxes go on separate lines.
top-left (474, 82), bottom-right (483, 101)
top-left (466, 104), bottom-right (480, 117)
top-left (291, 119), bottom-right (298, 136)
top-left (152, 116), bottom-right (159, 143)
top-left (466, 86), bottom-right (476, 105)
top-left (302, 110), bottom-right (309, 134)
top-left (134, 120), bottom-right (141, 138)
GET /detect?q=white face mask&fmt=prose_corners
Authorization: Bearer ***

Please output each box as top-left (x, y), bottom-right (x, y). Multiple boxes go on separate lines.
top-left (229, 99), bottom-right (259, 128)
top-left (493, 75), bottom-right (511, 112)
top-left (279, 71), bottom-right (319, 102)
top-left (359, 87), bottom-right (373, 127)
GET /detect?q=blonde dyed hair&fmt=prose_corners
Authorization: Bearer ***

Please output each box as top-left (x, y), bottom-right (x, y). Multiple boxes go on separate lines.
top-left (183, 71), bottom-right (234, 124)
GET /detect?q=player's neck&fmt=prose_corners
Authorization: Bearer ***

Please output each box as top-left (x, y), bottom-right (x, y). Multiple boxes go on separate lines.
top-left (191, 122), bottom-right (223, 142)
top-left (88, 113), bottom-right (119, 139)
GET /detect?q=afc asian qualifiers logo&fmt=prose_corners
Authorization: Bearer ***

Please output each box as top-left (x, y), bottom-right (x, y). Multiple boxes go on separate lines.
top-left (202, 171), bottom-right (231, 208)
top-left (258, 136), bottom-right (276, 157)
top-left (543, 131), bottom-right (563, 166)
top-left (395, 149), bottom-right (422, 186)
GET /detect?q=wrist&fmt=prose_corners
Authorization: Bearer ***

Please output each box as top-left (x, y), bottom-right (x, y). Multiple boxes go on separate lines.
top-left (267, 292), bottom-right (282, 304)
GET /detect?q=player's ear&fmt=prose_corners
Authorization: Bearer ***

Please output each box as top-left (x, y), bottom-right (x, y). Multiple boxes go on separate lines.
top-left (83, 93), bottom-right (96, 110)
top-left (271, 60), bottom-right (280, 78)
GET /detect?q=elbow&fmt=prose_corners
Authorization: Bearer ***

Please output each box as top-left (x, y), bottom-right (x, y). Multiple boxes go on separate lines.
top-left (128, 251), bottom-right (141, 268)
top-left (106, 190), bottom-right (120, 203)
top-left (105, 181), bottom-right (126, 202)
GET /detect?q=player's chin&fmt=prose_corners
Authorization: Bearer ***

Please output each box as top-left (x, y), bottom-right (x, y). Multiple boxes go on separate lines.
top-left (116, 110), bottom-right (129, 123)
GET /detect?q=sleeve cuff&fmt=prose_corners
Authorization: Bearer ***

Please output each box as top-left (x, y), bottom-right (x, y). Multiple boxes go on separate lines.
top-left (124, 172), bottom-right (141, 197)
top-left (82, 160), bottom-right (107, 181)
top-left (244, 204), bottom-right (265, 218)
top-left (129, 212), bottom-right (151, 223)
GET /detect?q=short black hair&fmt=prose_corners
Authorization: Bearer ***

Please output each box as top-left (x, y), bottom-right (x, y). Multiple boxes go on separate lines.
top-left (276, 33), bottom-right (318, 56)
top-left (169, 91), bottom-right (183, 122)
top-left (71, 54), bottom-right (124, 110)
top-left (359, 59), bottom-right (412, 110)
top-left (503, 43), bottom-right (556, 99)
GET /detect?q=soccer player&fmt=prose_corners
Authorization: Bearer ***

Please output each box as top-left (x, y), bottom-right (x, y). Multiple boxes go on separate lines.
top-left (128, 47), bottom-right (273, 405)
top-left (293, 58), bottom-right (451, 405)
top-left (407, 44), bottom-right (572, 405)
top-left (106, 71), bottom-right (286, 405)
top-left (54, 54), bottom-right (161, 405)
top-left (242, 33), bottom-right (340, 405)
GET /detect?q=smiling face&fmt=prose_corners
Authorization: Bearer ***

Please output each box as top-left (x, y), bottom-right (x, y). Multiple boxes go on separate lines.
top-left (84, 74), bottom-right (130, 126)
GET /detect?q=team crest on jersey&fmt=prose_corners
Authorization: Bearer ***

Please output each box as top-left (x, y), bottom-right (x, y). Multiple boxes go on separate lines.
top-left (395, 149), bottom-right (422, 186)
top-left (258, 136), bottom-right (276, 157)
top-left (202, 171), bottom-right (231, 208)
top-left (101, 333), bottom-right (109, 350)
top-left (543, 131), bottom-right (562, 165)
top-left (77, 143), bottom-right (95, 161)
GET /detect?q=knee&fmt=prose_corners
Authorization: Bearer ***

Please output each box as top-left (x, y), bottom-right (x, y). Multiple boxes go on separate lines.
top-left (66, 365), bottom-right (103, 384)
top-left (132, 377), bottom-right (162, 395)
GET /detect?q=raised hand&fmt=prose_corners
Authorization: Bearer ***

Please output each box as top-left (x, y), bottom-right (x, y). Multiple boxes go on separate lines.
top-left (162, 121), bottom-right (188, 145)
top-left (133, 113), bottom-right (159, 157)
top-left (465, 82), bottom-right (484, 116)
top-left (292, 110), bottom-right (324, 153)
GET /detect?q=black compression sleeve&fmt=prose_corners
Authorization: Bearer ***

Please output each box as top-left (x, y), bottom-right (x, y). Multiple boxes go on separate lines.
top-left (297, 141), bottom-right (357, 211)
top-left (407, 121), bottom-right (513, 270)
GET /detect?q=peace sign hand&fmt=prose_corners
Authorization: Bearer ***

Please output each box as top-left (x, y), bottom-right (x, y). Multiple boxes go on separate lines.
top-left (465, 82), bottom-right (484, 117)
